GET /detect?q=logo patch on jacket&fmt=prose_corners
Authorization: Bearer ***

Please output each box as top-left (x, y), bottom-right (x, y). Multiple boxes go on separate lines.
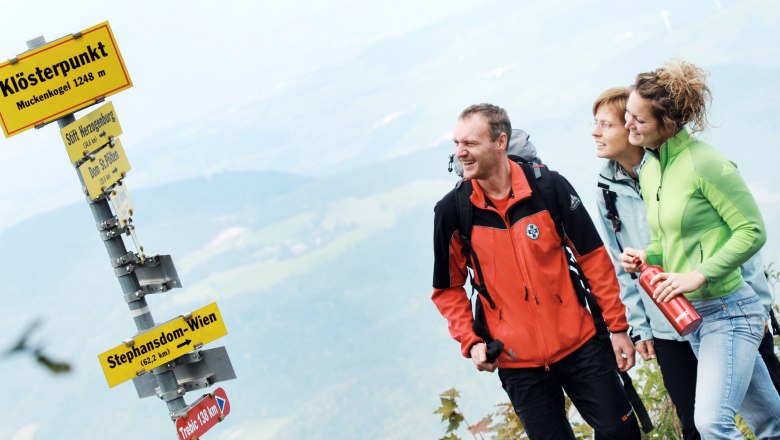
top-left (526, 223), bottom-right (539, 240)
top-left (570, 194), bottom-right (581, 210)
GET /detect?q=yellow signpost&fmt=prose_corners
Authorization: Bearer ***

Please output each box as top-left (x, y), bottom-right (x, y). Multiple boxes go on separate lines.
top-left (77, 137), bottom-right (131, 199)
top-left (0, 21), bottom-right (132, 138)
top-left (60, 101), bottom-right (122, 163)
top-left (98, 302), bottom-right (228, 388)
top-left (2, 22), bottom-right (236, 432)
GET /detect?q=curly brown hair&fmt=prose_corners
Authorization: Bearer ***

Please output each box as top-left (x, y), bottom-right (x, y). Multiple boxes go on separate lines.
top-left (633, 59), bottom-right (712, 135)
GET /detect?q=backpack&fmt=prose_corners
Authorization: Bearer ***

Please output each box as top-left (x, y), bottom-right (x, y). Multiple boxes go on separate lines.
top-left (449, 140), bottom-right (653, 433)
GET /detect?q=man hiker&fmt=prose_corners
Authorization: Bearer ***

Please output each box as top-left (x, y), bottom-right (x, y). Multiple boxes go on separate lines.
top-left (431, 103), bottom-right (641, 439)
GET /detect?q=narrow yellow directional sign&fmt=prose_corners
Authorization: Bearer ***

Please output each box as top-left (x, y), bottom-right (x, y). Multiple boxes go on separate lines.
top-left (60, 101), bottom-right (122, 163)
top-left (98, 302), bottom-right (228, 388)
top-left (0, 21), bottom-right (132, 138)
top-left (78, 138), bottom-right (131, 200)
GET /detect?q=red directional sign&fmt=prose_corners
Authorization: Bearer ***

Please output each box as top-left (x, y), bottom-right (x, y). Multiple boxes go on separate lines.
top-left (175, 387), bottom-right (231, 440)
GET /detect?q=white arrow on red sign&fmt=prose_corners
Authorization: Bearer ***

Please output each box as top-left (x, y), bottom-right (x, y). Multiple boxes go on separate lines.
top-left (175, 387), bottom-right (231, 440)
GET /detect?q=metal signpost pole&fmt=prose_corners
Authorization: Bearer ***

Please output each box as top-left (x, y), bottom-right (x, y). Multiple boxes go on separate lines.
top-left (5, 25), bottom-right (236, 437)
top-left (26, 36), bottom-right (186, 416)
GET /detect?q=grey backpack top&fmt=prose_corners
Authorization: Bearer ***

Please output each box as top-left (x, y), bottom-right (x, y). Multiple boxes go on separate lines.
top-left (448, 129), bottom-right (541, 177)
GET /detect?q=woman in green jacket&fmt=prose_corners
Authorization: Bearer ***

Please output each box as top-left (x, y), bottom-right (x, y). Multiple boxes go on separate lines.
top-left (619, 59), bottom-right (780, 439)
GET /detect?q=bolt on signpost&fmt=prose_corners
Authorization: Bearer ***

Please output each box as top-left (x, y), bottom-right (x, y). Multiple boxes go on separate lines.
top-left (1, 22), bottom-right (236, 439)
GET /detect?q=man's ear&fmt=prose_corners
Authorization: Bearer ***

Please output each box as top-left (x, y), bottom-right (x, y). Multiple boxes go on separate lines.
top-left (497, 132), bottom-right (508, 151)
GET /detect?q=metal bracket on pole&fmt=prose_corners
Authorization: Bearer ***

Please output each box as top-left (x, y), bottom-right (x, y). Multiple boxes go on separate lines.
top-left (8, 57), bottom-right (19, 64)
top-left (157, 385), bottom-right (186, 402)
top-left (114, 263), bottom-right (136, 277)
top-left (112, 251), bottom-right (138, 268)
top-left (71, 31), bottom-right (83, 39)
top-left (135, 255), bottom-right (182, 294)
top-left (98, 216), bottom-right (127, 241)
top-left (132, 346), bottom-right (236, 399)
top-left (124, 289), bottom-right (146, 303)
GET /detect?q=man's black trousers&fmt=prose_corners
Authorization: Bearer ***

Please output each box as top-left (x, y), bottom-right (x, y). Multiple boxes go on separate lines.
top-left (498, 337), bottom-right (640, 440)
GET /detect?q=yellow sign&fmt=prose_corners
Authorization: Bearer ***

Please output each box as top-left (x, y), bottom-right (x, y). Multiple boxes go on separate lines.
top-left (98, 302), bottom-right (228, 388)
top-left (0, 21), bottom-right (132, 138)
top-left (60, 101), bottom-right (122, 163)
top-left (78, 138), bottom-right (131, 200)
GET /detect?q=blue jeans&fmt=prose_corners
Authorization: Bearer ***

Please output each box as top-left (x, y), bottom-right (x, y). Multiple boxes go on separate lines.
top-left (688, 284), bottom-right (780, 439)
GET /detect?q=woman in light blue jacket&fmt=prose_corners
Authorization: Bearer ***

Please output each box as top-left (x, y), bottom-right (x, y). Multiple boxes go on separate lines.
top-left (591, 86), bottom-right (777, 440)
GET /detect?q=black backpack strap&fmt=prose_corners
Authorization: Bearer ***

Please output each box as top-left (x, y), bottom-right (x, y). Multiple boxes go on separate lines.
top-left (598, 181), bottom-right (622, 233)
top-left (597, 180), bottom-right (637, 280)
top-left (453, 180), bottom-right (495, 310)
top-left (771, 309), bottom-right (780, 336)
top-left (519, 162), bottom-right (653, 433)
top-left (454, 180), bottom-right (502, 359)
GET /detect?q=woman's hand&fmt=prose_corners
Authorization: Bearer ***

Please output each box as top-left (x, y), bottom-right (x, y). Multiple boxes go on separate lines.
top-left (650, 271), bottom-right (706, 302)
top-left (635, 339), bottom-right (656, 361)
top-left (619, 247), bottom-right (646, 273)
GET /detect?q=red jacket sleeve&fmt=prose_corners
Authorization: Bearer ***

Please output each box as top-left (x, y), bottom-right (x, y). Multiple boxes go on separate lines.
top-left (431, 192), bottom-right (483, 357)
top-left (432, 286), bottom-right (483, 357)
top-left (577, 246), bottom-right (629, 333)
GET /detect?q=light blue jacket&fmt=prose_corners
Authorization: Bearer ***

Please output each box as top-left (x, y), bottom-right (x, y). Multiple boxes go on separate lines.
top-left (596, 154), bottom-right (773, 342)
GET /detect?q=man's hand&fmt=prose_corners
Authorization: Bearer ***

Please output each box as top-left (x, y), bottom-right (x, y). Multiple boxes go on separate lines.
top-left (612, 332), bottom-right (636, 372)
top-left (470, 342), bottom-right (498, 372)
top-left (635, 339), bottom-right (656, 361)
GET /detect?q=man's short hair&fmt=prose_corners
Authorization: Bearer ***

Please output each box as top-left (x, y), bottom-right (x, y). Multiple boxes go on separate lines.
top-left (459, 103), bottom-right (512, 144)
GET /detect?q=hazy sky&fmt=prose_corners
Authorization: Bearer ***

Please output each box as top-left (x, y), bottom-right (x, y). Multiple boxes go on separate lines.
top-left (2, 1), bottom-right (778, 236)
top-left (0, 0), bottom-right (494, 231)
top-left (3, 1), bottom-right (780, 439)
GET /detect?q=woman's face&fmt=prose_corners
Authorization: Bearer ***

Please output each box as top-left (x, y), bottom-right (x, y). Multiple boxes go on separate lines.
top-left (593, 105), bottom-right (633, 161)
top-left (625, 91), bottom-right (670, 149)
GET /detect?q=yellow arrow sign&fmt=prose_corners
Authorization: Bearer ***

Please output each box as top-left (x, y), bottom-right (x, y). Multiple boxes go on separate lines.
top-left (78, 137), bottom-right (131, 200)
top-left (98, 302), bottom-right (228, 388)
top-left (60, 101), bottom-right (122, 164)
top-left (0, 21), bottom-right (132, 138)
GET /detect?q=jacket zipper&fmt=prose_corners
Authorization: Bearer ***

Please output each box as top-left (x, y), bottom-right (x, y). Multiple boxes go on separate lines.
top-left (656, 145), bottom-right (668, 266)
top-left (503, 205), bottom-right (551, 370)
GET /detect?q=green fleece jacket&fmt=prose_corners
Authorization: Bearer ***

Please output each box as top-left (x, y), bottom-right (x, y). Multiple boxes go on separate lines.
top-left (639, 128), bottom-right (766, 300)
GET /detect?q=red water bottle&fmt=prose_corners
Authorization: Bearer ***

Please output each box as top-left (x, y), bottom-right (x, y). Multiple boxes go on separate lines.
top-left (634, 258), bottom-right (702, 336)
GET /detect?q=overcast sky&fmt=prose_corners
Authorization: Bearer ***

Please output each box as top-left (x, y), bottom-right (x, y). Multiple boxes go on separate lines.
top-left (0, 0), bottom-right (496, 232)
top-left (3, 1), bottom-right (780, 439)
